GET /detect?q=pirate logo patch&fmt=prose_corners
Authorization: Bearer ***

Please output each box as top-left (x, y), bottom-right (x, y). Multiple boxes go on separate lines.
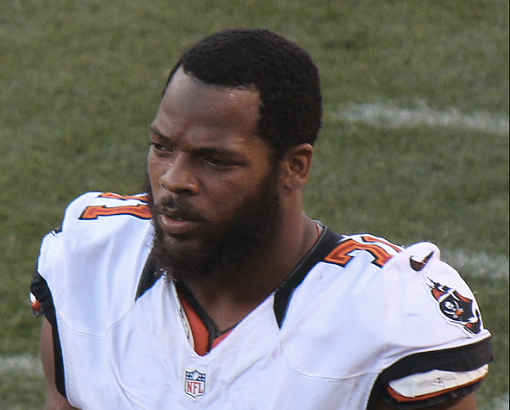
top-left (427, 279), bottom-right (482, 335)
top-left (185, 370), bottom-right (206, 399)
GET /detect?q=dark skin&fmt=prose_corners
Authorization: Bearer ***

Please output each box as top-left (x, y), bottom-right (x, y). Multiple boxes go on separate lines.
top-left (148, 68), bottom-right (318, 332)
top-left (40, 68), bottom-right (479, 409)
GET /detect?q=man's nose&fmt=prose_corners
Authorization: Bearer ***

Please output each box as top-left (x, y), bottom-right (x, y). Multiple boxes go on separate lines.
top-left (159, 154), bottom-right (199, 195)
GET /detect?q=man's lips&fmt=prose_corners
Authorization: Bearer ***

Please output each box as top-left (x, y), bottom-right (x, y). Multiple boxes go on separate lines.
top-left (157, 210), bottom-right (206, 236)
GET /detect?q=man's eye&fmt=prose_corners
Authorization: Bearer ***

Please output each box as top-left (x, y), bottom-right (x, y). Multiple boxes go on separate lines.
top-left (205, 157), bottom-right (234, 168)
top-left (150, 142), bottom-right (170, 153)
top-left (206, 158), bottom-right (225, 166)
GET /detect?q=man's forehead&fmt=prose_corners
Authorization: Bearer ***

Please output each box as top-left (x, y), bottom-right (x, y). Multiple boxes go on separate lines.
top-left (156, 68), bottom-right (262, 134)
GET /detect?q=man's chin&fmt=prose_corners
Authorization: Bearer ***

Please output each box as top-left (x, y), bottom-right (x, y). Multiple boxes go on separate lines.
top-left (153, 237), bottom-right (207, 280)
top-left (159, 231), bottom-right (203, 254)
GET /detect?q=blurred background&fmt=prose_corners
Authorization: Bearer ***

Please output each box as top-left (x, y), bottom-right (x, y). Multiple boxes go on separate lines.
top-left (0, 0), bottom-right (508, 408)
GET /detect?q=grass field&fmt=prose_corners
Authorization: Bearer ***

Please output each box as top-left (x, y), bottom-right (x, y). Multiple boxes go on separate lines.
top-left (0, 0), bottom-right (508, 408)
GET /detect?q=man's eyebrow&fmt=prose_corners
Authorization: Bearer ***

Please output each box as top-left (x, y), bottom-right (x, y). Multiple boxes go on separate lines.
top-left (149, 125), bottom-right (245, 159)
top-left (149, 126), bottom-right (168, 139)
top-left (195, 146), bottom-right (241, 158)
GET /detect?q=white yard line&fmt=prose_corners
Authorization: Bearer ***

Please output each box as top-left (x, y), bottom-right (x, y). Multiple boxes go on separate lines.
top-left (0, 355), bottom-right (43, 376)
top-left (333, 102), bottom-right (509, 136)
top-left (442, 249), bottom-right (509, 280)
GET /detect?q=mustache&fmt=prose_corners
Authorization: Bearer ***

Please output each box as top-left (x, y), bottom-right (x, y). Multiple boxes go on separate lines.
top-left (152, 195), bottom-right (207, 223)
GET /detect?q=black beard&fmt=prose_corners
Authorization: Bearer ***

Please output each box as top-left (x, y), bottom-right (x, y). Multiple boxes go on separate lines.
top-left (143, 168), bottom-right (283, 284)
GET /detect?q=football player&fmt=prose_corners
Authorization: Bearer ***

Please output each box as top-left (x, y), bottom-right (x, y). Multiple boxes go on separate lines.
top-left (31, 29), bottom-right (492, 410)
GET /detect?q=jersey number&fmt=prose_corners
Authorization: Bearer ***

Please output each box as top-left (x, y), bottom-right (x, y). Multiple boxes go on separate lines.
top-left (325, 235), bottom-right (401, 268)
top-left (80, 193), bottom-right (151, 220)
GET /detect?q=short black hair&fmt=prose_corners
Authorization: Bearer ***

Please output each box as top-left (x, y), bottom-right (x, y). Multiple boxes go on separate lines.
top-left (163, 28), bottom-right (323, 160)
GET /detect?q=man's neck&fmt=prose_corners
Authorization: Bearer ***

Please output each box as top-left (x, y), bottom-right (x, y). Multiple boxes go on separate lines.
top-left (180, 213), bottom-right (319, 333)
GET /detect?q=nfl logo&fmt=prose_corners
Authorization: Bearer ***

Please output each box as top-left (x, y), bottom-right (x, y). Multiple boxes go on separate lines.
top-left (184, 370), bottom-right (206, 398)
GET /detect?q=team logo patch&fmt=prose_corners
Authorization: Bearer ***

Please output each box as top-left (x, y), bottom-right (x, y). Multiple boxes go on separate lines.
top-left (185, 370), bottom-right (206, 398)
top-left (427, 279), bottom-right (482, 335)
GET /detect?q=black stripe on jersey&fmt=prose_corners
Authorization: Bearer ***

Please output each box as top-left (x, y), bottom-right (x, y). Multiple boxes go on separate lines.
top-left (135, 250), bottom-right (163, 300)
top-left (366, 337), bottom-right (493, 410)
top-left (30, 269), bottom-right (67, 399)
top-left (273, 227), bottom-right (344, 328)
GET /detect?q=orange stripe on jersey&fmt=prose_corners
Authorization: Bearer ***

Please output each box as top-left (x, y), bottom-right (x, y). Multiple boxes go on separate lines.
top-left (386, 376), bottom-right (485, 403)
top-left (80, 205), bottom-right (152, 220)
top-left (179, 295), bottom-right (211, 356)
top-left (211, 331), bottom-right (231, 350)
top-left (179, 293), bottom-right (233, 356)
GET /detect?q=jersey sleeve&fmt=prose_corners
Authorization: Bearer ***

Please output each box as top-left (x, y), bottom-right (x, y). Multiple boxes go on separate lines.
top-left (29, 191), bottom-right (152, 319)
top-left (371, 242), bottom-right (493, 409)
top-left (375, 341), bottom-right (491, 408)
top-left (29, 191), bottom-right (152, 399)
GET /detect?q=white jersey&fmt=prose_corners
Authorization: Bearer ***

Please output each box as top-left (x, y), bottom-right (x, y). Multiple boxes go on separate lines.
top-left (31, 192), bottom-right (492, 410)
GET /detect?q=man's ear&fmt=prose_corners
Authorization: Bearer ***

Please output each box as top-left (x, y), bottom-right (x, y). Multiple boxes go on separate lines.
top-left (280, 143), bottom-right (314, 191)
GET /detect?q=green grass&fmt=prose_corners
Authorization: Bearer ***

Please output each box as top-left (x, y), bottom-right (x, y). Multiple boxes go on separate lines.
top-left (0, 0), bottom-right (508, 408)
top-left (0, 371), bottom-right (45, 410)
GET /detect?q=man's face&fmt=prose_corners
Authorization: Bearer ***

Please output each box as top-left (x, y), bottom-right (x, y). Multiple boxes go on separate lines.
top-left (147, 68), bottom-right (283, 281)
